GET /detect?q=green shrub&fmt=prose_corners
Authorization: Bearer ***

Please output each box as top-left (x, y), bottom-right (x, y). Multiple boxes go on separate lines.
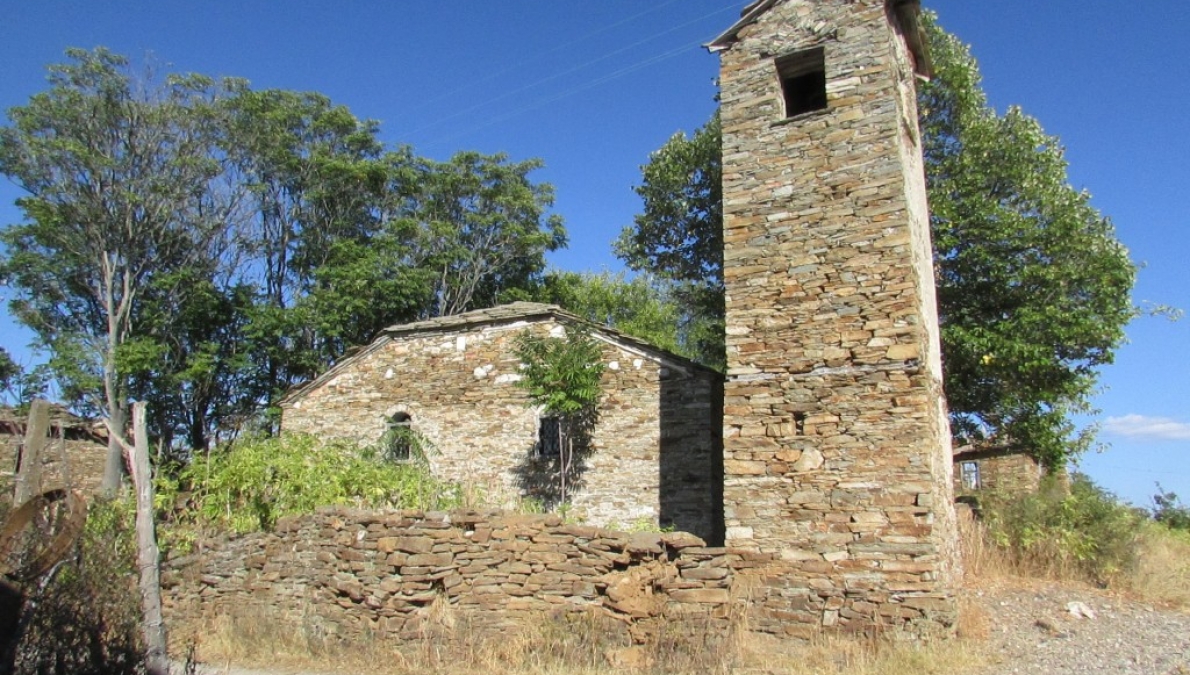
top-left (1151, 484), bottom-right (1190, 531)
top-left (977, 472), bottom-right (1144, 584)
top-left (165, 433), bottom-right (462, 533)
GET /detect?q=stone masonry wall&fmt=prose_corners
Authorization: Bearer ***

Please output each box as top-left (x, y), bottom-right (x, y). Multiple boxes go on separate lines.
top-left (282, 318), bottom-right (723, 543)
top-left (718, 0), bottom-right (958, 637)
top-left (954, 452), bottom-right (1043, 496)
top-left (162, 508), bottom-right (733, 644)
top-left (1, 430), bottom-right (107, 502)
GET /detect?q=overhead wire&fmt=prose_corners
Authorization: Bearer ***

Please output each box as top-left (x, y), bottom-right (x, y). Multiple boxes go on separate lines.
top-left (408, 2), bottom-right (741, 144)
top-left (419, 39), bottom-right (710, 150)
top-left (404, 0), bottom-right (687, 115)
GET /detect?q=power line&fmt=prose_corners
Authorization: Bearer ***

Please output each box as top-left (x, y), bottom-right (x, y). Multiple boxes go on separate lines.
top-left (1077, 463), bottom-right (1190, 478)
top-left (419, 39), bottom-right (707, 150)
top-left (408, 3), bottom-right (739, 142)
top-left (404, 0), bottom-right (687, 116)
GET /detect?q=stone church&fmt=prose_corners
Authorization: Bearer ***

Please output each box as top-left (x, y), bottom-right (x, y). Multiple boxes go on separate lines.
top-left (281, 302), bottom-right (725, 543)
top-left (283, 0), bottom-right (960, 637)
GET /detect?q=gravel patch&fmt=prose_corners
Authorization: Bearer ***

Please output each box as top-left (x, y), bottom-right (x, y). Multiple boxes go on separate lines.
top-left (969, 581), bottom-right (1190, 675)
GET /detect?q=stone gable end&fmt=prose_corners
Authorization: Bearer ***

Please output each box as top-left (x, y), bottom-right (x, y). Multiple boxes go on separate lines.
top-left (282, 310), bottom-right (724, 543)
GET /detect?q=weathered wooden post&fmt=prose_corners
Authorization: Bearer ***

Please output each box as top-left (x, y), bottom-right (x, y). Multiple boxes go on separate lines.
top-left (12, 399), bottom-right (50, 506)
top-left (124, 401), bottom-right (169, 675)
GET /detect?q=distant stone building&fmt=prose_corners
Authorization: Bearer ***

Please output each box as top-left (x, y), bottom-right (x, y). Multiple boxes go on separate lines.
top-left (0, 405), bottom-right (108, 502)
top-left (953, 445), bottom-right (1044, 495)
top-left (281, 302), bottom-right (725, 543)
top-left (711, 0), bottom-right (959, 636)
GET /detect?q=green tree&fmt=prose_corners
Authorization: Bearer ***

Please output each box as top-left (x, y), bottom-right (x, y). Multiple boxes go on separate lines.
top-left (413, 151), bottom-right (567, 318)
top-left (920, 15), bottom-right (1135, 467)
top-left (618, 20), bottom-right (1135, 468)
top-left (119, 272), bottom-right (258, 452)
top-left (615, 113), bottom-right (724, 369)
top-left (0, 347), bottom-right (49, 408)
top-left (513, 328), bottom-right (606, 507)
top-left (0, 48), bottom-right (237, 489)
top-left (1151, 484), bottom-right (1190, 531)
top-left (520, 270), bottom-right (689, 359)
top-left (221, 87), bottom-right (419, 415)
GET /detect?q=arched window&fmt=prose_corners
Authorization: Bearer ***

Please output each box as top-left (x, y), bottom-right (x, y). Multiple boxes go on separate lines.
top-left (384, 412), bottom-right (413, 462)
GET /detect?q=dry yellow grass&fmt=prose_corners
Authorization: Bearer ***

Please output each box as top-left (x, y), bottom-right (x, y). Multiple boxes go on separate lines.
top-left (1127, 524), bottom-right (1190, 609)
top-left (958, 497), bottom-right (1190, 609)
top-left (187, 597), bottom-right (986, 675)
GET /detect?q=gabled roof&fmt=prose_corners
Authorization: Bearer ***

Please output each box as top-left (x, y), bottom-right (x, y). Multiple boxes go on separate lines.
top-left (379, 301), bottom-right (561, 337)
top-left (706, 0), bottom-right (933, 79)
top-left (0, 404), bottom-right (107, 443)
top-left (280, 302), bottom-right (719, 406)
top-left (706, 0), bottom-right (779, 53)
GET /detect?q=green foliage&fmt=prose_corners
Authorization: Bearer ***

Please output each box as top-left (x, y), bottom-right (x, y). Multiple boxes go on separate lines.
top-left (920, 14), bottom-right (1135, 468)
top-left (1151, 484), bottom-right (1190, 531)
top-left (413, 151), bottom-right (567, 317)
top-left (0, 347), bottom-right (49, 409)
top-left (377, 423), bottom-right (433, 465)
top-left (166, 433), bottom-right (461, 533)
top-left (512, 327), bottom-right (605, 508)
top-left (0, 348), bottom-right (16, 390)
top-left (614, 113), bottom-right (724, 369)
top-left (520, 270), bottom-right (690, 359)
top-left (978, 474), bottom-right (1143, 584)
top-left (513, 329), bottom-right (605, 417)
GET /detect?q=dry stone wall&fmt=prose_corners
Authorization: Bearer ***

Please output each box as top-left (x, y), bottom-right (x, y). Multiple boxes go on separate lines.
top-left (717, 0), bottom-right (958, 637)
top-left (162, 508), bottom-right (733, 643)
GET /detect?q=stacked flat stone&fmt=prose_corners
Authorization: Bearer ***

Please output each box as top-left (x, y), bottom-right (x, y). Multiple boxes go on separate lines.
top-left (714, 0), bottom-right (959, 637)
top-left (162, 508), bottom-right (733, 643)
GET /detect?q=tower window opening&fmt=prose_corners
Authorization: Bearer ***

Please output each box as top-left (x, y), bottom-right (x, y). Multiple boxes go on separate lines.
top-left (776, 47), bottom-right (827, 118)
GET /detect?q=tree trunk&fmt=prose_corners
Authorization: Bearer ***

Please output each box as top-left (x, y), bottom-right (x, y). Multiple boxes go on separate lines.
top-left (559, 422), bottom-right (569, 506)
top-left (13, 399), bottom-right (49, 506)
top-left (101, 371), bottom-right (127, 495)
top-left (127, 402), bottom-right (169, 675)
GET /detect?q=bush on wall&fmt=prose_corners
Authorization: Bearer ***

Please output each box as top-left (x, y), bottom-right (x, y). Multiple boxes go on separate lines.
top-left (163, 433), bottom-right (461, 533)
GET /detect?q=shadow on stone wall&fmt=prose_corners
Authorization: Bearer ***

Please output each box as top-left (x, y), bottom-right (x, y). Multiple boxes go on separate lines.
top-left (511, 409), bottom-right (596, 512)
top-left (659, 373), bottom-right (725, 546)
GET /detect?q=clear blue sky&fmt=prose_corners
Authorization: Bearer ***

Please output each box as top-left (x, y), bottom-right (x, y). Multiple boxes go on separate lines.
top-left (0, 1), bottom-right (1185, 507)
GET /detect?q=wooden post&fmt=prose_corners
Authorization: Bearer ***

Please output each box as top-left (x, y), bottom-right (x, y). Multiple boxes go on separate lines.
top-left (126, 402), bottom-right (169, 675)
top-left (13, 399), bottom-right (50, 506)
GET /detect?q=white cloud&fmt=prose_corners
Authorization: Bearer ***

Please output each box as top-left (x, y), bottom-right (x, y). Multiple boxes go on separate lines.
top-left (1103, 414), bottom-right (1190, 442)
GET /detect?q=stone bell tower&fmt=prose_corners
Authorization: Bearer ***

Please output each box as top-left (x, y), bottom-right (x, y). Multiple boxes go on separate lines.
top-left (710, 0), bottom-right (959, 636)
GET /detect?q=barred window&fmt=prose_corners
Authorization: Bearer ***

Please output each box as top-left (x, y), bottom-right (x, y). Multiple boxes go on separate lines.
top-left (536, 417), bottom-right (562, 458)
